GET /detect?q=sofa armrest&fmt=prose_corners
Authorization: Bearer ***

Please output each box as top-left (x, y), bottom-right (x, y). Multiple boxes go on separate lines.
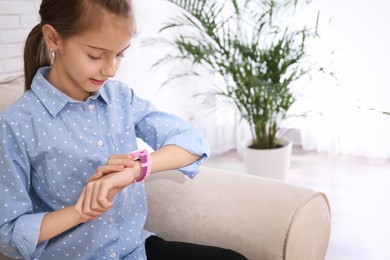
top-left (0, 75), bottom-right (24, 112)
top-left (145, 166), bottom-right (331, 260)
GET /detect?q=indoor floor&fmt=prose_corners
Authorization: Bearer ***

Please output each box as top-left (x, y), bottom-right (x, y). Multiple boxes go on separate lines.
top-left (204, 146), bottom-right (390, 260)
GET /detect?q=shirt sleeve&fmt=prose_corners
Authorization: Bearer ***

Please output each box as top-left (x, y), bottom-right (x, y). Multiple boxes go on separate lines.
top-left (129, 89), bottom-right (211, 178)
top-left (0, 115), bottom-right (48, 259)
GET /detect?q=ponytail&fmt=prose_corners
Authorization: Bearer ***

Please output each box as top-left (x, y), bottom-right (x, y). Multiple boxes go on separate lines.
top-left (23, 24), bottom-right (51, 91)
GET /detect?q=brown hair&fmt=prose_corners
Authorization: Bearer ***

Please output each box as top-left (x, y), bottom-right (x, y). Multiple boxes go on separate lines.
top-left (23, 0), bottom-right (136, 91)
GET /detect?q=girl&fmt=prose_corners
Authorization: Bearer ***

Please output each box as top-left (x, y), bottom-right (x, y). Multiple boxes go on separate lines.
top-left (0, 0), bottom-right (246, 259)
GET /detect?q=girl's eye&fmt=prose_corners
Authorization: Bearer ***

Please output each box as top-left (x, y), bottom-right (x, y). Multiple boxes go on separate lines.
top-left (116, 53), bottom-right (125, 59)
top-left (88, 54), bottom-right (101, 60)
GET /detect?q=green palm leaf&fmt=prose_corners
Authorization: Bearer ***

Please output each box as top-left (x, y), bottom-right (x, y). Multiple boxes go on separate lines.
top-left (150, 0), bottom-right (319, 149)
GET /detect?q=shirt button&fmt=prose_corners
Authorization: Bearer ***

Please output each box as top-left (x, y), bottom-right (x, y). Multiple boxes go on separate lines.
top-left (110, 251), bottom-right (117, 258)
top-left (109, 217), bottom-right (114, 223)
top-left (88, 104), bottom-right (94, 110)
top-left (97, 140), bottom-right (104, 147)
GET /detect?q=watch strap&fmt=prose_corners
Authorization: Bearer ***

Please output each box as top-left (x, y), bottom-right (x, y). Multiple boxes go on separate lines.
top-left (129, 149), bottom-right (152, 183)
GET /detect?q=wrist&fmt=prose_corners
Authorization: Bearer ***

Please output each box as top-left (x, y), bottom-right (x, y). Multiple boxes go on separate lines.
top-left (132, 161), bottom-right (142, 180)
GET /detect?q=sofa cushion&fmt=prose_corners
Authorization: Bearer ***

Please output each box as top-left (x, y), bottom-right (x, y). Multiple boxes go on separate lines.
top-left (0, 75), bottom-right (25, 112)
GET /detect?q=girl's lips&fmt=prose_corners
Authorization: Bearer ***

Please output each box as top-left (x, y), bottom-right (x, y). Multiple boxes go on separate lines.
top-left (90, 78), bottom-right (106, 86)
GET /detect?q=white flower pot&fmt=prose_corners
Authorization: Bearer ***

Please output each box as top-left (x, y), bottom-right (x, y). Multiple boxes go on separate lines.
top-left (242, 139), bottom-right (292, 180)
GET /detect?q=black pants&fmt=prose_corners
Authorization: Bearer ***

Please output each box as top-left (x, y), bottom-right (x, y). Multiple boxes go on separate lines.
top-left (145, 236), bottom-right (247, 260)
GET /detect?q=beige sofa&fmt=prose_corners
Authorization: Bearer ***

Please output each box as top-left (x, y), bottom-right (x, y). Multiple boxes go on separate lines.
top-left (0, 76), bottom-right (331, 260)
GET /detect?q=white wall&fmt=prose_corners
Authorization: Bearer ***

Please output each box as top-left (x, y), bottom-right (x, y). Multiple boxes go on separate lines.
top-left (0, 0), bottom-right (40, 78)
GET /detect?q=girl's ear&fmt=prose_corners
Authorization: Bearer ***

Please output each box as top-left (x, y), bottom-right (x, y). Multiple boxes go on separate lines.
top-left (42, 24), bottom-right (60, 51)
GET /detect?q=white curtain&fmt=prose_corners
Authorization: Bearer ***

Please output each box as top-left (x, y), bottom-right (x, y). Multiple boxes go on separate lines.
top-left (119, 0), bottom-right (390, 160)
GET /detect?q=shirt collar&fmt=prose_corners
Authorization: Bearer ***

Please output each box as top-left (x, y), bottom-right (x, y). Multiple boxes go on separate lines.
top-left (31, 67), bottom-right (109, 117)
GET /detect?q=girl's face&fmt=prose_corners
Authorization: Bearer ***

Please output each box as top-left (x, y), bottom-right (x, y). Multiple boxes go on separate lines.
top-left (49, 11), bottom-right (133, 101)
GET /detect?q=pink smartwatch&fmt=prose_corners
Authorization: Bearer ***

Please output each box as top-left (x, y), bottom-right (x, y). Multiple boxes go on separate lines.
top-left (129, 149), bottom-right (152, 183)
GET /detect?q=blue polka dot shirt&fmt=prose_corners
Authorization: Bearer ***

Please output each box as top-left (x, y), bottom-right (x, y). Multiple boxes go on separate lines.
top-left (0, 67), bottom-right (210, 259)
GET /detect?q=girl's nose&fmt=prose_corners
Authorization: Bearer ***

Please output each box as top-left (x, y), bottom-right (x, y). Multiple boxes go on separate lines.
top-left (101, 59), bottom-right (116, 78)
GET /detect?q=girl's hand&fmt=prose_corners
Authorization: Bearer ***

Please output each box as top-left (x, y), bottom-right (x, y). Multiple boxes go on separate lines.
top-left (74, 187), bottom-right (110, 222)
top-left (75, 164), bottom-right (141, 221)
top-left (88, 154), bottom-right (136, 182)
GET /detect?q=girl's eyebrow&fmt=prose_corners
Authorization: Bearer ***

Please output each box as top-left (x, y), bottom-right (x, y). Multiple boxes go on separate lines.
top-left (86, 44), bottom-right (131, 52)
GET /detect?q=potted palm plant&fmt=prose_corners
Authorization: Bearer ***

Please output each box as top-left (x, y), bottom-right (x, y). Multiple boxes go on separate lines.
top-left (149, 0), bottom-right (320, 180)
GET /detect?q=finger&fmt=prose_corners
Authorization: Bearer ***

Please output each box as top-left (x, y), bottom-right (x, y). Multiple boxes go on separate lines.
top-left (107, 187), bottom-right (121, 202)
top-left (108, 154), bottom-right (132, 159)
top-left (97, 182), bottom-right (114, 209)
top-left (91, 181), bottom-right (111, 211)
top-left (90, 182), bottom-right (101, 211)
top-left (96, 164), bottom-right (125, 175)
top-left (82, 183), bottom-right (93, 214)
top-left (107, 158), bottom-right (135, 167)
top-left (106, 154), bottom-right (133, 164)
top-left (75, 188), bottom-right (96, 222)
top-left (88, 171), bottom-right (103, 183)
top-left (83, 183), bottom-right (103, 217)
